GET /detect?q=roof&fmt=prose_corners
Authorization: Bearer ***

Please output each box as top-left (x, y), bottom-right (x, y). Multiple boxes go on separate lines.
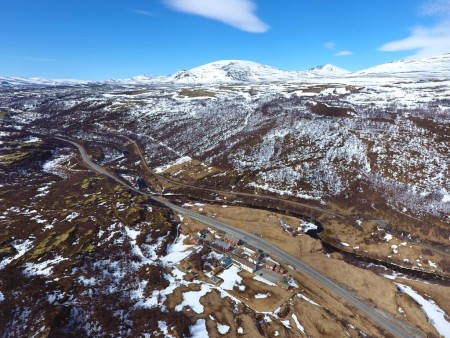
top-left (210, 276), bottom-right (223, 284)
top-left (265, 261), bottom-right (277, 268)
top-left (221, 256), bottom-right (232, 263)
top-left (249, 252), bottom-right (262, 261)
top-left (243, 243), bottom-right (257, 252)
top-left (223, 234), bottom-right (240, 243)
top-left (231, 254), bottom-right (256, 270)
top-left (213, 239), bottom-right (231, 250)
top-left (277, 280), bottom-right (290, 288)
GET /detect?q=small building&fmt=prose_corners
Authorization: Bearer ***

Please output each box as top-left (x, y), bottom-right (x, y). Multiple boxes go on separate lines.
top-left (212, 239), bottom-right (232, 252)
top-left (242, 243), bottom-right (258, 255)
top-left (247, 252), bottom-right (263, 265)
top-left (210, 275), bottom-right (223, 285)
top-left (240, 259), bottom-right (257, 273)
top-left (220, 256), bottom-right (233, 269)
top-left (223, 234), bottom-right (241, 247)
top-left (265, 261), bottom-right (277, 271)
top-left (277, 279), bottom-right (290, 289)
top-left (231, 254), bottom-right (257, 273)
top-left (274, 266), bottom-right (286, 275)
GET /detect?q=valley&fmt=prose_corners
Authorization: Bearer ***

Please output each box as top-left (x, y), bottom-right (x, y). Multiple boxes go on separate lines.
top-left (1, 55), bottom-right (449, 337)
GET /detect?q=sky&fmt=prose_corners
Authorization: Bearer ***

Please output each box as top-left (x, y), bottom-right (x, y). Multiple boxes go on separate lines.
top-left (1, 0), bottom-right (449, 79)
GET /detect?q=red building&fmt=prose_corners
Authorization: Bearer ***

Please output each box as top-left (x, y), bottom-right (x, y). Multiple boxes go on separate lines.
top-left (212, 239), bottom-right (232, 252)
top-left (223, 234), bottom-right (241, 246)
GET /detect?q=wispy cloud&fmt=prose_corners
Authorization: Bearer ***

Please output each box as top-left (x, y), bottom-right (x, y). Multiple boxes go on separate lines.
top-left (335, 50), bottom-right (353, 56)
top-left (420, 0), bottom-right (450, 16)
top-left (130, 9), bottom-right (155, 17)
top-left (0, 55), bottom-right (56, 62)
top-left (323, 42), bottom-right (335, 50)
top-left (379, 0), bottom-right (450, 58)
top-left (164, 0), bottom-right (269, 33)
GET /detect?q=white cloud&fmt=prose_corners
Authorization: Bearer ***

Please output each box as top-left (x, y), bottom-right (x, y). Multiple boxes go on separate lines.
top-left (335, 50), bottom-right (353, 56)
top-left (379, 0), bottom-right (450, 58)
top-left (131, 9), bottom-right (155, 17)
top-left (164, 0), bottom-right (269, 33)
top-left (323, 42), bottom-right (336, 49)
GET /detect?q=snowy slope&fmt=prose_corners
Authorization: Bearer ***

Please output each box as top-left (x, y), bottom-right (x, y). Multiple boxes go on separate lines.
top-left (353, 53), bottom-right (450, 79)
top-left (166, 60), bottom-right (308, 84)
top-left (3, 53), bottom-right (450, 87)
top-left (308, 64), bottom-right (350, 76)
top-left (0, 76), bottom-right (88, 88)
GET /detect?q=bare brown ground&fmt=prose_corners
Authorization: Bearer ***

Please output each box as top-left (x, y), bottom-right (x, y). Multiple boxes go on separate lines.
top-left (182, 204), bottom-right (444, 337)
top-left (323, 218), bottom-right (448, 275)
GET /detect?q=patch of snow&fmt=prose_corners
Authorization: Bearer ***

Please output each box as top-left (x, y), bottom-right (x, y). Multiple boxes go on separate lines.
top-left (254, 293), bottom-right (271, 299)
top-left (297, 294), bottom-right (320, 306)
top-left (217, 323), bottom-right (230, 334)
top-left (396, 283), bottom-right (450, 338)
top-left (0, 291), bottom-right (4, 302)
top-left (292, 314), bottom-right (305, 334)
top-left (175, 283), bottom-right (212, 313)
top-left (281, 320), bottom-right (291, 328)
top-left (154, 156), bottom-right (192, 173)
top-left (79, 276), bottom-right (97, 286)
top-left (217, 265), bottom-right (242, 290)
top-left (23, 255), bottom-right (66, 276)
top-left (42, 154), bottom-right (71, 178)
top-left (384, 233), bottom-right (393, 242)
top-left (237, 327), bottom-right (244, 334)
top-left (65, 212), bottom-right (80, 222)
top-left (23, 136), bottom-right (41, 143)
top-left (160, 234), bottom-right (195, 265)
top-left (300, 220), bottom-right (318, 233)
top-left (0, 239), bottom-right (34, 270)
top-left (158, 321), bottom-right (174, 338)
top-left (287, 278), bottom-right (299, 288)
top-left (190, 319), bottom-right (208, 338)
top-left (125, 227), bottom-right (140, 241)
top-left (341, 242), bottom-right (350, 247)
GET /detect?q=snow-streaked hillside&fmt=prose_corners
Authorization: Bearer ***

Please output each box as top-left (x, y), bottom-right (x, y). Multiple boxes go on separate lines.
top-left (308, 64), bottom-right (350, 76)
top-left (166, 60), bottom-right (309, 84)
top-left (0, 76), bottom-right (88, 88)
top-left (353, 53), bottom-right (450, 79)
top-left (2, 54), bottom-right (450, 87)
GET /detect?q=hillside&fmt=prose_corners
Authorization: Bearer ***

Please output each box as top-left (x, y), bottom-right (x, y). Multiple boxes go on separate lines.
top-left (1, 53), bottom-right (449, 337)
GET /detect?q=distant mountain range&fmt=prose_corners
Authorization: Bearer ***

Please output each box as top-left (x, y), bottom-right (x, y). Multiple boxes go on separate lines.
top-left (1, 53), bottom-right (449, 88)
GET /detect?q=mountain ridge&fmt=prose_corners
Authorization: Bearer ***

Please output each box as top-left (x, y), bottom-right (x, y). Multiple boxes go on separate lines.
top-left (1, 53), bottom-right (450, 87)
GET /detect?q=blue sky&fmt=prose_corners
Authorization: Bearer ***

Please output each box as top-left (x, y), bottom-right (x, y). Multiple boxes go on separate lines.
top-left (1, 0), bottom-right (449, 79)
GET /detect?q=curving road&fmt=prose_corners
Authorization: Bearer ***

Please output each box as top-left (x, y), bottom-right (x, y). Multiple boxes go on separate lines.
top-left (56, 136), bottom-right (424, 338)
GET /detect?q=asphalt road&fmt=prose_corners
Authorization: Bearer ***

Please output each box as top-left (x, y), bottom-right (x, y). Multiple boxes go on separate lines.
top-left (57, 136), bottom-right (424, 338)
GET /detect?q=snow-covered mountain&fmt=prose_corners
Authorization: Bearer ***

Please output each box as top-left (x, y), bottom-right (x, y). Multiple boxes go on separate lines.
top-left (353, 53), bottom-right (450, 79)
top-left (166, 60), bottom-right (308, 84)
top-left (0, 76), bottom-right (88, 88)
top-left (308, 64), bottom-right (350, 76)
top-left (2, 53), bottom-right (450, 88)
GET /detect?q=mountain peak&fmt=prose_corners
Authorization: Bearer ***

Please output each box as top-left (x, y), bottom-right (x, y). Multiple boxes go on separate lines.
top-left (167, 59), bottom-right (289, 84)
top-left (308, 64), bottom-right (350, 74)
